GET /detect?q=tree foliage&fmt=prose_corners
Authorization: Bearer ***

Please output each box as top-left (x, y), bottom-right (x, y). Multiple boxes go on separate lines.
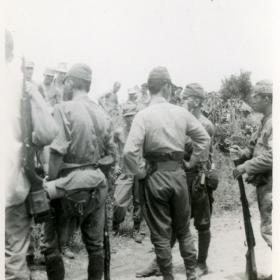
top-left (220, 71), bottom-right (253, 102)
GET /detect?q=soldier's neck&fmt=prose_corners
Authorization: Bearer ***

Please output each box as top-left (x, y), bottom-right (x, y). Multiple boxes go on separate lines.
top-left (73, 90), bottom-right (87, 99)
top-left (263, 105), bottom-right (272, 117)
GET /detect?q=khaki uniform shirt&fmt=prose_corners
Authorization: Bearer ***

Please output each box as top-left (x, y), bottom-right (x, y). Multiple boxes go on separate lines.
top-left (123, 96), bottom-right (210, 178)
top-left (48, 95), bottom-right (115, 195)
top-left (243, 113), bottom-right (272, 175)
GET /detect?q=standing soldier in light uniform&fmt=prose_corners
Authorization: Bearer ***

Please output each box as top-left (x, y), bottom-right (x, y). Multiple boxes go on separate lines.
top-left (42, 63), bottom-right (115, 280)
top-left (125, 86), bottom-right (139, 106)
top-left (23, 61), bottom-right (39, 91)
top-left (113, 103), bottom-right (144, 243)
top-left (53, 62), bottom-right (67, 101)
top-left (123, 66), bottom-right (210, 280)
top-left (181, 83), bottom-right (217, 276)
top-left (5, 30), bottom-right (58, 280)
top-left (231, 80), bottom-right (272, 279)
top-left (39, 67), bottom-right (60, 108)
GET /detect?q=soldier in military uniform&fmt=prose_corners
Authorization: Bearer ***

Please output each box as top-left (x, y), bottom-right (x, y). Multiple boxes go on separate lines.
top-left (53, 62), bottom-right (67, 101)
top-left (181, 83), bottom-right (216, 276)
top-left (231, 80), bottom-right (272, 255)
top-left (39, 67), bottom-right (61, 108)
top-left (136, 83), bottom-right (217, 278)
top-left (126, 86), bottom-right (139, 106)
top-left (5, 30), bottom-right (58, 280)
top-left (123, 67), bottom-right (210, 280)
top-left (113, 103), bottom-right (144, 243)
top-left (42, 64), bottom-right (115, 280)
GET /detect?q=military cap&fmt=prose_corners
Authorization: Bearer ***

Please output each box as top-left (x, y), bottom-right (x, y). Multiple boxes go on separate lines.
top-left (25, 61), bottom-right (34, 68)
top-left (56, 62), bottom-right (67, 73)
top-left (44, 67), bottom-right (56, 76)
top-left (182, 83), bottom-right (206, 100)
top-left (122, 103), bottom-right (138, 117)
top-left (254, 80), bottom-right (273, 97)
top-left (128, 86), bottom-right (140, 95)
top-left (65, 63), bottom-right (92, 82)
top-left (147, 66), bottom-right (172, 86)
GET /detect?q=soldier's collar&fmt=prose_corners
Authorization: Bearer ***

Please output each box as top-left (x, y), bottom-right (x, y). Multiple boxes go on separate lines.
top-left (149, 96), bottom-right (167, 105)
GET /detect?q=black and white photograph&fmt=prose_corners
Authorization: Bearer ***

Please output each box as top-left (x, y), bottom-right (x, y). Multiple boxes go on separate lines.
top-left (3, 0), bottom-right (279, 279)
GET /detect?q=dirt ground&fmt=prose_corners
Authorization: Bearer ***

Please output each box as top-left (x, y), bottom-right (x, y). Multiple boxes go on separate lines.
top-left (31, 205), bottom-right (272, 280)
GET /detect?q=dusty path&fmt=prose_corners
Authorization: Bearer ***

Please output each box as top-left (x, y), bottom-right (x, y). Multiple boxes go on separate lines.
top-left (31, 206), bottom-right (272, 280)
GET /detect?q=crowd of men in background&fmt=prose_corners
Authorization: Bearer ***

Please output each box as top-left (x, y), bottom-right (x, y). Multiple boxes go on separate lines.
top-left (5, 30), bottom-right (272, 280)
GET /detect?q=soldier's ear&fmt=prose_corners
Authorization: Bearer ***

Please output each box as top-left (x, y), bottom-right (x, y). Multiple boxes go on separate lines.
top-left (264, 96), bottom-right (272, 105)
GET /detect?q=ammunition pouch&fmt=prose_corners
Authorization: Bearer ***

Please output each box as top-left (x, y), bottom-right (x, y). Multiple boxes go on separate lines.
top-left (205, 169), bottom-right (219, 191)
top-left (62, 189), bottom-right (96, 218)
top-left (26, 189), bottom-right (51, 223)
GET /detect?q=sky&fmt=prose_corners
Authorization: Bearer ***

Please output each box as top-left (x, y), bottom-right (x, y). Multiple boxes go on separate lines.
top-left (5, 0), bottom-right (278, 102)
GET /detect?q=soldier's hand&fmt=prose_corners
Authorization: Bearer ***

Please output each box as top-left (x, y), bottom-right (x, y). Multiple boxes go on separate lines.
top-left (233, 165), bottom-right (246, 179)
top-left (229, 145), bottom-right (244, 160)
top-left (113, 166), bottom-right (122, 180)
top-left (183, 160), bottom-right (190, 170)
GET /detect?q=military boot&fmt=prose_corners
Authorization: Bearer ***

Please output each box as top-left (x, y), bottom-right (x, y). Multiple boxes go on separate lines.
top-left (45, 254), bottom-right (65, 280)
top-left (136, 258), bottom-right (162, 278)
top-left (197, 230), bottom-right (210, 276)
top-left (88, 254), bottom-right (104, 280)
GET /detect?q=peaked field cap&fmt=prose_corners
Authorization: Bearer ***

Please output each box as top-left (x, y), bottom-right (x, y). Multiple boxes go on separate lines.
top-left (56, 62), bottom-right (67, 73)
top-left (254, 79), bottom-right (273, 96)
top-left (44, 67), bottom-right (56, 76)
top-left (25, 61), bottom-right (34, 68)
top-left (65, 63), bottom-right (92, 82)
top-left (128, 86), bottom-right (140, 95)
top-left (148, 66), bottom-right (172, 84)
top-left (182, 83), bottom-right (206, 99)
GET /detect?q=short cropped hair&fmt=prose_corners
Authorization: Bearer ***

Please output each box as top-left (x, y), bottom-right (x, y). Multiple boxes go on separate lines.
top-left (70, 77), bottom-right (91, 93)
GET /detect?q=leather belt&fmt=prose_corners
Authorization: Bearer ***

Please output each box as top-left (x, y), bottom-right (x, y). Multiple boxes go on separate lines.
top-left (151, 160), bottom-right (182, 171)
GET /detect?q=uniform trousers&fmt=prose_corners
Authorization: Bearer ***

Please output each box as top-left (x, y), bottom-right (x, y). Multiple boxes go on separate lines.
top-left (42, 182), bottom-right (107, 258)
top-left (113, 174), bottom-right (142, 228)
top-left (256, 175), bottom-right (272, 249)
top-left (5, 202), bottom-right (31, 280)
top-left (141, 167), bottom-right (196, 275)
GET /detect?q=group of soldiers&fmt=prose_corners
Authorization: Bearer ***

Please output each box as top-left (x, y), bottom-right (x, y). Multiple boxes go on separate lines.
top-left (5, 29), bottom-right (272, 280)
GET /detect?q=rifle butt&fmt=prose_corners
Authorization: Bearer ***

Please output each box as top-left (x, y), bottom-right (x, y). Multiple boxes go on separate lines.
top-left (246, 249), bottom-right (257, 280)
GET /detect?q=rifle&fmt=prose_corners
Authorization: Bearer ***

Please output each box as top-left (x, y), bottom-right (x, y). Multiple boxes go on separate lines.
top-left (234, 159), bottom-right (257, 280)
top-left (103, 204), bottom-right (111, 280)
top-left (21, 57), bottom-right (50, 224)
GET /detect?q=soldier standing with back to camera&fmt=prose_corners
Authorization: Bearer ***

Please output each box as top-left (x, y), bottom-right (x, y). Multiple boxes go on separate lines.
top-left (123, 66), bottom-right (210, 280)
top-left (231, 80), bottom-right (272, 280)
top-left (42, 63), bottom-right (115, 280)
top-left (136, 83), bottom-right (217, 278)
